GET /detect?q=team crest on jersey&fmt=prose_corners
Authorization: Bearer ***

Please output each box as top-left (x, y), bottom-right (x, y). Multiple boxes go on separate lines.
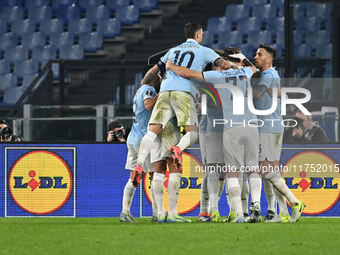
top-left (143, 152), bottom-right (202, 214)
top-left (6, 148), bottom-right (76, 216)
top-left (282, 151), bottom-right (340, 215)
top-left (145, 90), bottom-right (153, 96)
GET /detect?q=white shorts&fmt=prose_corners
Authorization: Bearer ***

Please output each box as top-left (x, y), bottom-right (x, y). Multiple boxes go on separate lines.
top-left (199, 131), bottom-right (224, 164)
top-left (149, 91), bottom-right (198, 127)
top-left (223, 126), bottom-right (259, 171)
top-left (259, 132), bottom-right (283, 162)
top-left (125, 144), bottom-right (153, 172)
top-left (150, 119), bottom-right (181, 164)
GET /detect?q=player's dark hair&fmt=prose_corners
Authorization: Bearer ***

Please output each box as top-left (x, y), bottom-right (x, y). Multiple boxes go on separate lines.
top-left (259, 44), bottom-right (276, 59)
top-left (0, 120), bottom-right (8, 125)
top-left (224, 46), bottom-right (241, 62)
top-left (184, 23), bottom-right (202, 39)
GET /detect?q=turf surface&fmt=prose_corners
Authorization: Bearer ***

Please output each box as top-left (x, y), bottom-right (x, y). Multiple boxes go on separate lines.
top-left (1, 217), bottom-right (339, 255)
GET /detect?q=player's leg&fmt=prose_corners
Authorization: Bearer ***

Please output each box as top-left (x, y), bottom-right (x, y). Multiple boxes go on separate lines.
top-left (121, 144), bottom-right (139, 222)
top-left (143, 152), bottom-right (158, 222)
top-left (151, 160), bottom-right (167, 222)
top-left (132, 92), bottom-right (174, 187)
top-left (170, 91), bottom-right (199, 170)
top-left (218, 171), bottom-right (226, 200)
top-left (240, 172), bottom-right (250, 217)
top-left (260, 133), bottom-right (305, 223)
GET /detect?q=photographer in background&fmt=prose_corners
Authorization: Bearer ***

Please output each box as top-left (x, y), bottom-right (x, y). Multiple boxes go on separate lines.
top-left (0, 120), bottom-right (24, 142)
top-left (106, 121), bottom-right (127, 143)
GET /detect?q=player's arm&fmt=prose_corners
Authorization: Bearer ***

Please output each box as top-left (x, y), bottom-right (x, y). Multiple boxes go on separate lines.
top-left (268, 84), bottom-right (281, 98)
top-left (141, 65), bottom-right (160, 85)
top-left (253, 85), bottom-right (268, 100)
top-left (144, 94), bottom-right (159, 111)
top-left (166, 61), bottom-right (204, 81)
top-left (214, 57), bottom-right (232, 69)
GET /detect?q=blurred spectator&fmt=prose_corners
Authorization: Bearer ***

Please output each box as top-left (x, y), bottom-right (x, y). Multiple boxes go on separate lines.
top-left (106, 121), bottom-right (127, 143)
top-left (0, 120), bottom-right (24, 142)
top-left (283, 111), bottom-right (328, 143)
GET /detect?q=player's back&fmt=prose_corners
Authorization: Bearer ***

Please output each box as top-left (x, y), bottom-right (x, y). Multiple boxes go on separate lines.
top-left (253, 67), bottom-right (283, 133)
top-left (160, 39), bottom-right (220, 94)
top-left (127, 85), bottom-right (156, 146)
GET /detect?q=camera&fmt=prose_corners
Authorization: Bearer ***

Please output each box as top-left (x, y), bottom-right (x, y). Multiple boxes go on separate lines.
top-left (113, 129), bottom-right (124, 139)
top-left (0, 126), bottom-right (12, 139)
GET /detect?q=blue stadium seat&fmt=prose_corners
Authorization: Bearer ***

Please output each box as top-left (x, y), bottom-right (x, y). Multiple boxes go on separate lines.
top-left (0, 0), bottom-right (24, 6)
top-left (4, 46), bottom-right (28, 62)
top-left (240, 44), bottom-right (255, 58)
top-left (12, 19), bottom-right (35, 35)
top-left (267, 17), bottom-right (284, 32)
top-left (97, 18), bottom-right (121, 38)
top-left (0, 60), bottom-right (10, 75)
top-left (3, 86), bottom-right (22, 105)
top-left (57, 4), bottom-right (81, 22)
top-left (0, 19), bottom-right (7, 34)
top-left (272, 32), bottom-right (284, 47)
top-left (293, 31), bottom-right (304, 44)
top-left (23, 73), bottom-right (37, 88)
top-left (293, 3), bottom-right (306, 19)
top-left (1, 6), bottom-right (23, 23)
top-left (252, 4), bottom-right (278, 19)
top-left (315, 43), bottom-right (332, 59)
top-left (25, 0), bottom-right (50, 8)
top-left (237, 17), bottom-right (261, 32)
top-left (306, 30), bottom-right (331, 46)
top-left (310, 3), bottom-right (332, 19)
top-left (207, 17), bottom-right (231, 36)
top-left (79, 0), bottom-right (102, 9)
top-left (28, 5), bottom-right (52, 23)
top-left (0, 33), bottom-right (17, 50)
top-left (60, 45), bottom-right (84, 59)
top-left (294, 44), bottom-right (312, 58)
top-left (0, 73), bottom-right (17, 90)
top-left (105, 0), bottom-right (130, 11)
top-left (87, 4), bottom-right (110, 22)
top-left (41, 18), bottom-right (64, 34)
top-left (22, 32), bottom-right (46, 49)
top-left (13, 59), bottom-right (38, 75)
top-left (134, 0), bottom-right (158, 12)
top-left (225, 4), bottom-right (250, 20)
top-left (201, 30), bottom-right (214, 47)
top-left (50, 32), bottom-right (74, 47)
top-left (115, 5), bottom-right (140, 26)
top-left (68, 18), bottom-right (92, 35)
top-left (247, 31), bottom-right (272, 47)
top-left (79, 32), bottom-right (103, 52)
top-left (296, 16), bottom-right (320, 33)
top-left (32, 45), bottom-right (57, 65)
top-left (218, 30), bottom-right (242, 47)
top-left (52, 0), bottom-right (77, 8)
top-left (243, 0), bottom-right (267, 7)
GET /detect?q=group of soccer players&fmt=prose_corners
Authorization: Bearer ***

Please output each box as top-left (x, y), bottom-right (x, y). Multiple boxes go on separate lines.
top-left (120, 22), bottom-right (306, 223)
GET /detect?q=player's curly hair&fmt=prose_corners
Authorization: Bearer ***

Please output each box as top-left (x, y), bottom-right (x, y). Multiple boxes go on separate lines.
top-left (223, 46), bottom-right (241, 62)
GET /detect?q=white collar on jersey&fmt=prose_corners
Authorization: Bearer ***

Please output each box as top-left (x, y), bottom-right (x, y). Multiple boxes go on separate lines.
top-left (186, 39), bottom-right (198, 44)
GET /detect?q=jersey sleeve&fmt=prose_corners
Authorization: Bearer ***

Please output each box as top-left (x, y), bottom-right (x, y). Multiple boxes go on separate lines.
top-left (240, 67), bottom-right (253, 78)
top-left (202, 70), bottom-right (225, 84)
top-left (160, 50), bottom-right (170, 64)
top-left (257, 70), bottom-right (275, 89)
top-left (143, 87), bottom-right (156, 101)
top-left (204, 47), bottom-right (221, 64)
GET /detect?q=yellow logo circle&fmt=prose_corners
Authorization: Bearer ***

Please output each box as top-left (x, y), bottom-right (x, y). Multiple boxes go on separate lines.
top-left (9, 151), bottom-right (73, 215)
top-left (143, 152), bottom-right (202, 214)
top-left (282, 151), bottom-right (340, 215)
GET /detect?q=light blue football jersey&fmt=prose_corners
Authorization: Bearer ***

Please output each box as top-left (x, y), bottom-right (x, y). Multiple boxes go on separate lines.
top-left (127, 85), bottom-right (157, 146)
top-left (253, 67), bottom-right (283, 133)
top-left (203, 67), bottom-right (255, 130)
top-left (160, 39), bottom-right (220, 95)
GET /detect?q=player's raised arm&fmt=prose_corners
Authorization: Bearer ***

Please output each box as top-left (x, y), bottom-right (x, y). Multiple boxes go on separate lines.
top-left (144, 94), bottom-right (159, 111)
top-left (166, 61), bottom-right (204, 81)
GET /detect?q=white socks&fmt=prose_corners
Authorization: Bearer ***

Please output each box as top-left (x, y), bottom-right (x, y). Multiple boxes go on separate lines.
top-left (150, 181), bottom-right (158, 217)
top-left (137, 131), bottom-right (158, 165)
top-left (263, 178), bottom-right (276, 212)
top-left (274, 187), bottom-right (290, 217)
top-left (168, 173), bottom-right (182, 218)
top-left (122, 179), bottom-right (136, 214)
top-left (200, 173), bottom-right (209, 214)
top-left (207, 170), bottom-right (219, 212)
top-left (227, 177), bottom-right (243, 218)
top-left (265, 172), bottom-right (299, 207)
top-left (152, 173), bottom-right (166, 217)
top-left (177, 131), bottom-right (198, 152)
top-left (248, 173), bottom-right (262, 204)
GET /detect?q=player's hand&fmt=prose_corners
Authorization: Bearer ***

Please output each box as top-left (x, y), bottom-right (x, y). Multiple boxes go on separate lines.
top-left (107, 131), bottom-right (114, 142)
top-left (166, 60), bottom-right (173, 70)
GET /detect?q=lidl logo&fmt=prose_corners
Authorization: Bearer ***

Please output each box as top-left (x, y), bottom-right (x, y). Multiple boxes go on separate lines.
top-left (282, 151), bottom-right (340, 215)
top-left (143, 152), bottom-right (202, 214)
top-left (8, 150), bottom-right (74, 215)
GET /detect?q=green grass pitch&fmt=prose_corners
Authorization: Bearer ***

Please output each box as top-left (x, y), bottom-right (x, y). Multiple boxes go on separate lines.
top-left (1, 217), bottom-right (339, 255)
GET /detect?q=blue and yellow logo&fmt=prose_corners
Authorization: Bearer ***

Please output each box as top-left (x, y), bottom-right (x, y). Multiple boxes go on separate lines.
top-left (9, 151), bottom-right (73, 215)
top-left (283, 151), bottom-right (340, 215)
top-left (143, 152), bottom-right (202, 214)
